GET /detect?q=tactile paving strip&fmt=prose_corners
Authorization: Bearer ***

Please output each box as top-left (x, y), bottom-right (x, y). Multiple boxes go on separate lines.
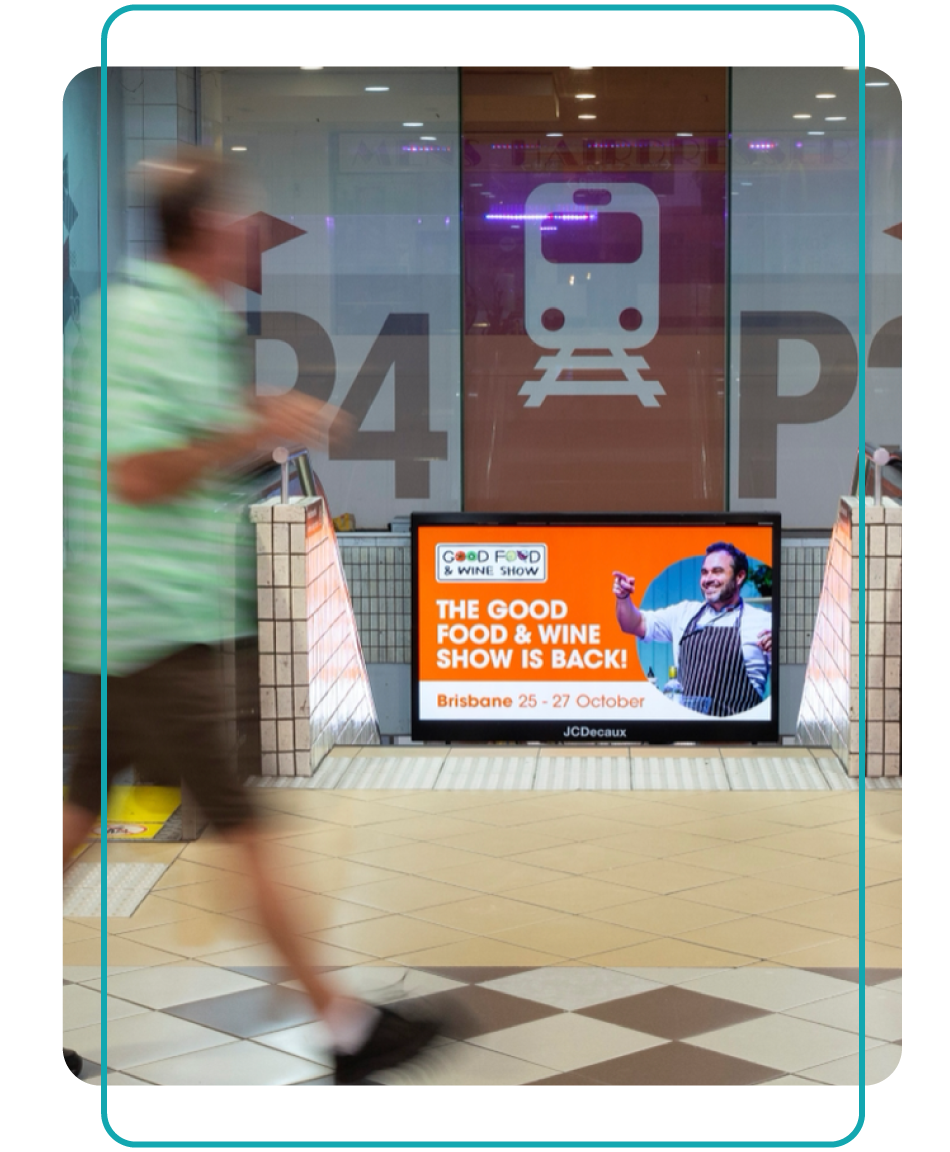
top-left (316, 755), bottom-right (446, 790)
top-left (724, 756), bottom-right (831, 790)
top-left (534, 756), bottom-right (632, 790)
top-left (629, 757), bottom-right (730, 790)
top-left (63, 862), bottom-right (168, 918)
top-left (435, 755), bottom-right (538, 790)
top-left (246, 750), bottom-right (898, 792)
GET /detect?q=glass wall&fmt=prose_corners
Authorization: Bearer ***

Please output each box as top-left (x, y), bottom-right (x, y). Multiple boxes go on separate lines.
top-left (461, 68), bottom-right (729, 512)
top-left (200, 67), bottom-right (463, 529)
top-left (69, 67), bottom-right (899, 529)
top-left (728, 66), bottom-right (899, 530)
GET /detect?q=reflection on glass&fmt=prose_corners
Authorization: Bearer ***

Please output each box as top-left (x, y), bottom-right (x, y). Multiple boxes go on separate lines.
top-left (461, 67), bottom-right (729, 513)
top-left (727, 66), bottom-right (898, 531)
top-left (200, 66), bottom-right (463, 528)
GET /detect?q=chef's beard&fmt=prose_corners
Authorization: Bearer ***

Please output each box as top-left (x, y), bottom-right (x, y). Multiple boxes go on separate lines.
top-left (703, 573), bottom-right (739, 608)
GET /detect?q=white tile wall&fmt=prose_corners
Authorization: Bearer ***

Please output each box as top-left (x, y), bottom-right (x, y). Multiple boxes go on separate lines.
top-left (120, 68), bottom-right (197, 260)
top-left (797, 498), bottom-right (901, 777)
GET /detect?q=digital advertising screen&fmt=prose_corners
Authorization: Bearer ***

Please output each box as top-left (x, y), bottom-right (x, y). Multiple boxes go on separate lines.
top-left (412, 514), bottom-right (781, 744)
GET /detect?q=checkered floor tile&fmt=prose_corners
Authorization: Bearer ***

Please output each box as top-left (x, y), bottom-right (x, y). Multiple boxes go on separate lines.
top-left (64, 965), bottom-right (900, 1086)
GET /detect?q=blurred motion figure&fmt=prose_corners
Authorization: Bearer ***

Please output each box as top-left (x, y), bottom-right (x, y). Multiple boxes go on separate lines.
top-left (62, 149), bottom-right (438, 1083)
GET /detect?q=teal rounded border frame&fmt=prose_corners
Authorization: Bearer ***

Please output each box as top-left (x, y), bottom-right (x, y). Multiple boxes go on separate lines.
top-left (96, 5), bottom-right (869, 1145)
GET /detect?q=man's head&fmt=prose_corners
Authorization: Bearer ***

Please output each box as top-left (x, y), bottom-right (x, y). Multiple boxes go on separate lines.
top-left (141, 148), bottom-right (246, 285)
top-left (700, 542), bottom-right (748, 610)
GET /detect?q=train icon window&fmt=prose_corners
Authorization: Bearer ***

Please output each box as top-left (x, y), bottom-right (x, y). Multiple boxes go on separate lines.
top-left (541, 194), bottom-right (643, 265)
top-left (573, 189), bottom-right (613, 207)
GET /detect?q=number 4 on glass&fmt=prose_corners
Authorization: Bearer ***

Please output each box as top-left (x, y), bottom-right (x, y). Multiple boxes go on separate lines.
top-left (329, 313), bottom-right (447, 499)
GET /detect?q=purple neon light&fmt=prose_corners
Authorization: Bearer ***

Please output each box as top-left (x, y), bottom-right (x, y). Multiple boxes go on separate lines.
top-left (487, 139), bottom-right (705, 151)
top-left (484, 212), bottom-right (598, 222)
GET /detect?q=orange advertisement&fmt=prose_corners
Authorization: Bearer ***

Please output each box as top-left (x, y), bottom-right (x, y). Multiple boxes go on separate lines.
top-left (413, 517), bottom-right (779, 743)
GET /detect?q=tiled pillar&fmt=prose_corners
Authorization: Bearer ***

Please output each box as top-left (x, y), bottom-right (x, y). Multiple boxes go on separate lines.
top-left (251, 496), bottom-right (380, 776)
top-left (797, 497), bottom-right (901, 777)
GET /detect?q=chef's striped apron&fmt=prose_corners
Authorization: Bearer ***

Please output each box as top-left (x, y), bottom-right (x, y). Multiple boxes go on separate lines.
top-left (678, 601), bottom-right (762, 717)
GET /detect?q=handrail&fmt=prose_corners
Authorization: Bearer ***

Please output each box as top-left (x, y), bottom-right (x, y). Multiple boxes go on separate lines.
top-left (852, 442), bottom-right (901, 505)
top-left (259, 447), bottom-right (317, 503)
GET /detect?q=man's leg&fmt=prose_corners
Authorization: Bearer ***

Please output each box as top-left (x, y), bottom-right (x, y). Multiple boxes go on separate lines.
top-left (63, 674), bottom-right (131, 1078)
top-left (164, 649), bottom-right (378, 1036)
top-left (221, 821), bottom-right (348, 1015)
top-left (62, 799), bottom-right (90, 1076)
top-left (64, 674), bottom-right (130, 869)
top-left (213, 818), bottom-right (441, 1082)
top-left (64, 677), bottom-right (98, 868)
top-left (175, 645), bottom-right (440, 1076)
top-left (63, 803), bottom-right (99, 870)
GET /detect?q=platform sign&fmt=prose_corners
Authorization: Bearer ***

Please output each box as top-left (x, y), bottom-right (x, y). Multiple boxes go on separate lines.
top-left (92, 824), bottom-right (158, 841)
top-left (64, 785), bottom-right (180, 841)
top-left (412, 514), bottom-right (780, 744)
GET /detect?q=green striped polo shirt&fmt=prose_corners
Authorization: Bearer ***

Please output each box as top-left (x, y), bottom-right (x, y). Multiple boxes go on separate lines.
top-left (63, 258), bottom-right (258, 676)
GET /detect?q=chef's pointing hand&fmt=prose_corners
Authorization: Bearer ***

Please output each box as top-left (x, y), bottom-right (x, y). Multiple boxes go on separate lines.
top-left (612, 571), bottom-right (635, 600)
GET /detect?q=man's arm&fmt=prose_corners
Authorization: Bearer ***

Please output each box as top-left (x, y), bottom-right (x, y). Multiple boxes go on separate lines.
top-left (612, 571), bottom-right (648, 638)
top-left (112, 428), bottom-right (260, 503)
top-left (112, 393), bottom-right (341, 505)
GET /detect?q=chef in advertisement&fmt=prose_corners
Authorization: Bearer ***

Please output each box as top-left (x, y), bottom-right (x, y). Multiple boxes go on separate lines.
top-left (612, 542), bottom-right (772, 717)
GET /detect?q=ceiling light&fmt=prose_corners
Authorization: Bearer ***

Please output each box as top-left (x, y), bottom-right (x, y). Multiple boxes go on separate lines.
top-left (403, 121), bottom-right (423, 127)
top-left (793, 114), bottom-right (812, 119)
top-left (808, 131), bottom-right (825, 135)
top-left (420, 136), bottom-right (436, 141)
top-left (578, 114), bottom-right (596, 120)
top-left (300, 66), bottom-right (324, 70)
top-left (575, 94), bottom-right (596, 100)
top-left (866, 81), bottom-right (890, 87)
top-left (365, 86), bottom-right (389, 92)
top-left (816, 93), bottom-right (836, 99)
top-left (546, 132), bottom-right (563, 138)
top-left (230, 146), bottom-right (247, 152)
top-left (825, 116), bottom-right (847, 121)
top-left (843, 65), bottom-right (859, 70)
top-left (676, 132), bottom-right (693, 137)
top-left (570, 67), bottom-right (593, 70)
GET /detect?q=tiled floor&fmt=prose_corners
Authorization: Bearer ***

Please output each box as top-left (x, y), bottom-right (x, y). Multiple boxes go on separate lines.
top-left (64, 748), bottom-right (901, 1086)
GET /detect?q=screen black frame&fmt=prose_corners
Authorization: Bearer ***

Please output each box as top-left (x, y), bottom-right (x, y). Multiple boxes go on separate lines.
top-left (411, 511), bottom-right (781, 745)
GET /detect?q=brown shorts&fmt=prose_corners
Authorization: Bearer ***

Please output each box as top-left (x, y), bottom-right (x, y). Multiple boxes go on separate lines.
top-left (68, 643), bottom-right (260, 832)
